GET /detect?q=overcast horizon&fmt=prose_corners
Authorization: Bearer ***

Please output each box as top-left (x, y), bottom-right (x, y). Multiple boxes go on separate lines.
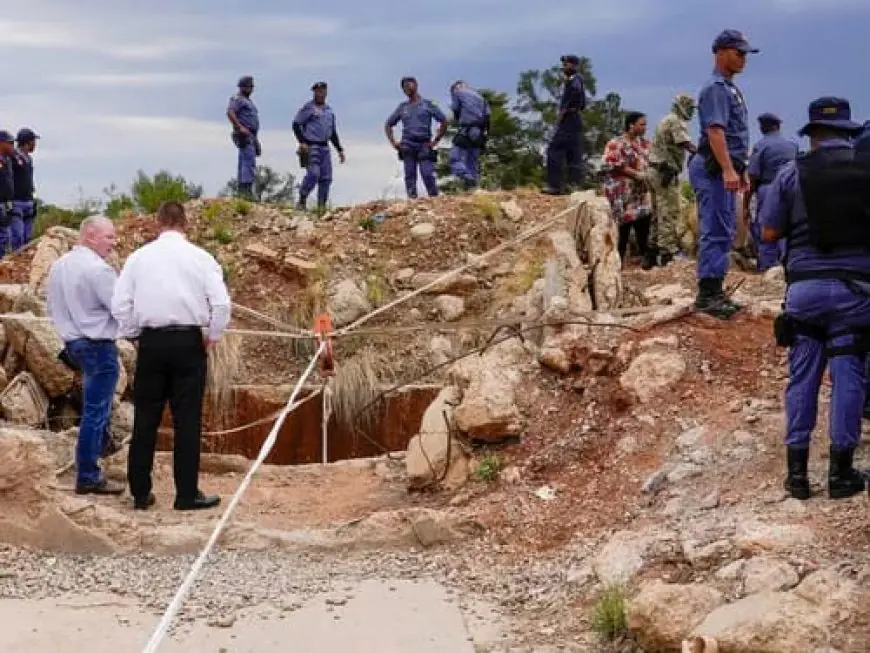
top-left (3, 0), bottom-right (868, 208)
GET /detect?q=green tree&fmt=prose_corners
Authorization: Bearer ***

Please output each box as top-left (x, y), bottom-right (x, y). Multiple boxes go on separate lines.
top-left (220, 165), bottom-right (296, 204)
top-left (436, 89), bottom-right (544, 193)
top-left (102, 183), bottom-right (136, 219)
top-left (131, 170), bottom-right (203, 213)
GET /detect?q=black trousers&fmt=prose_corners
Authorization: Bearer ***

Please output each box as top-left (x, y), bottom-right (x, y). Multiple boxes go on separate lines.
top-left (618, 215), bottom-right (651, 261)
top-left (128, 327), bottom-right (207, 501)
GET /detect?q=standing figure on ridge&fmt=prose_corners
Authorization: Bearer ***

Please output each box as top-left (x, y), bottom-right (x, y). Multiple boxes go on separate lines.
top-left (293, 81), bottom-right (346, 213)
top-left (226, 76), bottom-right (260, 200)
top-left (542, 54), bottom-right (587, 195)
top-left (385, 77), bottom-right (448, 199)
top-left (448, 80), bottom-right (490, 190)
top-left (11, 128), bottom-right (39, 250)
top-left (745, 113), bottom-right (798, 272)
top-left (689, 29), bottom-right (757, 319)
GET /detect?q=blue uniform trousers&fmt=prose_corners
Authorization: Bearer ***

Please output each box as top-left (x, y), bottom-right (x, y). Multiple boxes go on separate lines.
top-left (689, 154), bottom-right (736, 280)
top-left (299, 145), bottom-right (333, 207)
top-left (784, 279), bottom-right (870, 451)
top-left (400, 141), bottom-right (438, 199)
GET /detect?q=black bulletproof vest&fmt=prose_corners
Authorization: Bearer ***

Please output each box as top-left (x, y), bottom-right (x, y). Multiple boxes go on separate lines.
top-left (0, 156), bottom-right (14, 202)
top-left (794, 145), bottom-right (870, 252)
top-left (11, 152), bottom-right (33, 200)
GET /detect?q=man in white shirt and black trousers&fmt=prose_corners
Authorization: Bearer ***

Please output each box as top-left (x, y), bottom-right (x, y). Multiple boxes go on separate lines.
top-left (112, 201), bottom-right (231, 511)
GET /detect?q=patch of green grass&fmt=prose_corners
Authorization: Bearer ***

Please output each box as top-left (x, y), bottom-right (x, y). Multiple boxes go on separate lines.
top-left (201, 203), bottom-right (224, 222)
top-left (471, 194), bottom-right (501, 222)
top-left (231, 198), bottom-right (253, 216)
top-left (358, 216), bottom-right (377, 231)
top-left (516, 259), bottom-right (544, 293)
top-left (590, 586), bottom-right (628, 642)
top-left (365, 273), bottom-right (388, 307)
top-left (474, 453), bottom-right (502, 482)
top-left (212, 223), bottom-right (234, 244)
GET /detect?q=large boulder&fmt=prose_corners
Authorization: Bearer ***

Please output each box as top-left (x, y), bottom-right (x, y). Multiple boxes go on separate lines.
top-left (3, 312), bottom-right (75, 397)
top-left (449, 339), bottom-right (526, 442)
top-left (568, 191), bottom-right (623, 309)
top-left (328, 278), bottom-right (372, 327)
top-left (28, 226), bottom-right (78, 296)
top-left (0, 372), bottom-right (48, 426)
top-left (405, 386), bottom-right (469, 490)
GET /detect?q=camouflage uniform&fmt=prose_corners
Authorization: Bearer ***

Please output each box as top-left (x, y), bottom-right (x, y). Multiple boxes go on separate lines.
top-left (648, 94), bottom-right (695, 261)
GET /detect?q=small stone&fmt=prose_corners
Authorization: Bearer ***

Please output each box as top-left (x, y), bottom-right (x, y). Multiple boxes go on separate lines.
top-left (410, 223), bottom-right (436, 239)
top-left (642, 469), bottom-right (669, 495)
top-left (699, 490), bottom-right (720, 510)
top-left (208, 613), bottom-right (237, 628)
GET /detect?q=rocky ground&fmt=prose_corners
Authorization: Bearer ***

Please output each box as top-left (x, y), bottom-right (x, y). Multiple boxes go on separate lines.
top-left (0, 189), bottom-right (868, 652)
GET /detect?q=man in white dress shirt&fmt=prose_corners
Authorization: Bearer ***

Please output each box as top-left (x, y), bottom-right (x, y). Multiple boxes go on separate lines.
top-left (112, 201), bottom-right (231, 511)
top-left (46, 215), bottom-right (125, 495)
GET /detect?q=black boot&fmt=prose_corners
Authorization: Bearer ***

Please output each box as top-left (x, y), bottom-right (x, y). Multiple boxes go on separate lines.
top-left (237, 183), bottom-right (253, 200)
top-left (784, 447), bottom-right (810, 500)
top-left (659, 250), bottom-right (674, 267)
top-left (695, 278), bottom-right (740, 320)
top-left (828, 447), bottom-right (866, 499)
top-left (641, 247), bottom-right (659, 271)
top-left (295, 197), bottom-right (307, 212)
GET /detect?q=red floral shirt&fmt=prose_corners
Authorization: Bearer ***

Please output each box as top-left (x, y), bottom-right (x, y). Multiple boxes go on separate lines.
top-left (602, 134), bottom-right (651, 225)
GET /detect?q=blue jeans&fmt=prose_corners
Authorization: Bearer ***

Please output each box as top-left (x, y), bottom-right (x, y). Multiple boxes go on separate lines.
top-left (66, 339), bottom-right (119, 487)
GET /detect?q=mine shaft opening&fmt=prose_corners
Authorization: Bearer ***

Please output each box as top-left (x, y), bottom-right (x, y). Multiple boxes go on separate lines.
top-left (142, 384), bottom-right (443, 465)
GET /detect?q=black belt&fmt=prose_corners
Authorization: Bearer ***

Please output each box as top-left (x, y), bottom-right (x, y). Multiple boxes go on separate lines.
top-left (305, 141), bottom-right (328, 146)
top-left (142, 325), bottom-right (203, 333)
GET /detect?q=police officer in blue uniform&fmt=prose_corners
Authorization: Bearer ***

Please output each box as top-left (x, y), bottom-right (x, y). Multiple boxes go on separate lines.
top-left (226, 76), bottom-right (260, 200)
top-left (542, 55), bottom-right (587, 195)
top-left (690, 30), bottom-right (757, 319)
top-left (0, 131), bottom-right (16, 256)
top-left (293, 82), bottom-right (346, 213)
top-left (385, 77), bottom-right (448, 199)
top-left (759, 97), bottom-right (869, 501)
top-left (11, 128), bottom-right (39, 250)
top-left (448, 81), bottom-right (491, 190)
top-left (745, 113), bottom-right (798, 272)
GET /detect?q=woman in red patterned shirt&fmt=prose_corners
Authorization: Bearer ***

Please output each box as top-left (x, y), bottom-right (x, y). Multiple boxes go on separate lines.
top-left (602, 111), bottom-right (652, 265)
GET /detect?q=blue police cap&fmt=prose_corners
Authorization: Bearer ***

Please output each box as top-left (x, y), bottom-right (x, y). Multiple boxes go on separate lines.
top-left (311, 81), bottom-right (327, 91)
top-left (757, 113), bottom-right (782, 127)
top-left (15, 128), bottom-right (39, 143)
top-left (561, 54), bottom-right (580, 65)
top-left (238, 75), bottom-right (254, 87)
top-left (0, 130), bottom-right (13, 143)
top-left (400, 76), bottom-right (417, 88)
top-left (712, 29), bottom-right (759, 54)
top-left (798, 96), bottom-right (863, 136)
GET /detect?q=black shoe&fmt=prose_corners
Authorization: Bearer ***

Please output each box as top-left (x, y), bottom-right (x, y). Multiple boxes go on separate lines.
top-left (784, 447), bottom-right (811, 500)
top-left (641, 247), bottom-right (659, 271)
top-left (133, 493), bottom-right (156, 511)
top-left (695, 278), bottom-right (741, 320)
top-left (173, 491), bottom-right (221, 511)
top-left (829, 447), bottom-right (866, 499)
top-left (540, 187), bottom-right (564, 196)
top-left (659, 251), bottom-right (674, 267)
top-left (75, 479), bottom-right (125, 496)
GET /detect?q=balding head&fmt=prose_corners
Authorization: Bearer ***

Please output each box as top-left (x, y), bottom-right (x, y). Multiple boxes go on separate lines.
top-left (79, 215), bottom-right (116, 259)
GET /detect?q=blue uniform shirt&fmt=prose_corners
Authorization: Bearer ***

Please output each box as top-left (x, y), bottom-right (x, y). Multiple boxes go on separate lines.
top-left (450, 87), bottom-right (489, 126)
top-left (759, 139), bottom-right (870, 275)
top-left (387, 98), bottom-right (447, 143)
top-left (228, 94), bottom-right (259, 132)
top-left (697, 70), bottom-right (750, 167)
top-left (855, 120), bottom-right (870, 154)
top-left (293, 101), bottom-right (336, 144)
top-left (748, 133), bottom-right (799, 184)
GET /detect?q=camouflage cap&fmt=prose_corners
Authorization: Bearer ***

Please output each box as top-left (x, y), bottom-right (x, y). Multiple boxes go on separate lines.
top-left (672, 93), bottom-right (696, 119)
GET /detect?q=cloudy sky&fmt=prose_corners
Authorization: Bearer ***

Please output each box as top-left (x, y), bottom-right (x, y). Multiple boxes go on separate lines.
top-left (4, 0), bottom-right (868, 208)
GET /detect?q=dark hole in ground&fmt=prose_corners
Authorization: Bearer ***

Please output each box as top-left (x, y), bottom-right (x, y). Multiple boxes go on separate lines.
top-left (156, 384), bottom-right (442, 465)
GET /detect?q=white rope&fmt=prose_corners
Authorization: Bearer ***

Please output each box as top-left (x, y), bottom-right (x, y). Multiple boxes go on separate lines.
top-left (140, 341), bottom-right (326, 653)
